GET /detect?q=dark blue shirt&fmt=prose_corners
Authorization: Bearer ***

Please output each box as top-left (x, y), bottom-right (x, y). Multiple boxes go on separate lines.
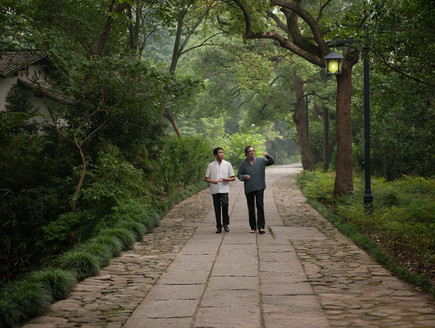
top-left (237, 156), bottom-right (274, 194)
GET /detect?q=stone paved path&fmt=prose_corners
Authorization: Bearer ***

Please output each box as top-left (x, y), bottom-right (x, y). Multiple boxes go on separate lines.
top-left (23, 163), bottom-right (435, 328)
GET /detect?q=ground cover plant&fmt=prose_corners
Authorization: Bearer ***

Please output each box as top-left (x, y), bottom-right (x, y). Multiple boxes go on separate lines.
top-left (296, 171), bottom-right (435, 297)
top-left (0, 133), bottom-right (210, 327)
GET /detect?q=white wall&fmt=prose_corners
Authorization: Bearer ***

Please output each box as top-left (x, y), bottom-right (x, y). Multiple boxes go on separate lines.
top-left (0, 64), bottom-right (50, 123)
top-left (0, 76), bottom-right (18, 111)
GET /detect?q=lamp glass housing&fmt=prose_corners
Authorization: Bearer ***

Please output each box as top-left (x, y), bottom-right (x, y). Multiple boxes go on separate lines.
top-left (324, 51), bottom-right (344, 75)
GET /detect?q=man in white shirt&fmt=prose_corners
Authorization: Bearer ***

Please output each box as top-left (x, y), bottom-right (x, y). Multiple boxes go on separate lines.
top-left (205, 148), bottom-right (235, 233)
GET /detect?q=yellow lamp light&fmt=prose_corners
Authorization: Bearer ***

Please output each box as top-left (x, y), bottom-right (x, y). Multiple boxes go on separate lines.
top-left (324, 51), bottom-right (344, 75)
top-left (328, 59), bottom-right (339, 74)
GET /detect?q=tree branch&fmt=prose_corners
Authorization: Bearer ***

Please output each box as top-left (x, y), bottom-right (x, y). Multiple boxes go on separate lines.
top-left (180, 32), bottom-right (225, 56)
top-left (266, 10), bottom-right (289, 34)
top-left (271, 0), bottom-right (329, 55)
top-left (317, 0), bottom-right (333, 23)
top-left (180, 1), bottom-right (215, 54)
top-left (231, 0), bottom-right (326, 67)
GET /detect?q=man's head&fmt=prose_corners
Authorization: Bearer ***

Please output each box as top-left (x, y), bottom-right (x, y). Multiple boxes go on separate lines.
top-left (245, 145), bottom-right (255, 160)
top-left (213, 147), bottom-right (224, 162)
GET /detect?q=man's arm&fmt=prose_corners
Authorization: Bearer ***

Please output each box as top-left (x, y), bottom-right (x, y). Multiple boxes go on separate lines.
top-left (205, 176), bottom-right (219, 184)
top-left (263, 152), bottom-right (274, 166)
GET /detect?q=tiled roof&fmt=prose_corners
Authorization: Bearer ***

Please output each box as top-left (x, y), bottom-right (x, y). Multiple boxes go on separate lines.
top-left (0, 51), bottom-right (46, 77)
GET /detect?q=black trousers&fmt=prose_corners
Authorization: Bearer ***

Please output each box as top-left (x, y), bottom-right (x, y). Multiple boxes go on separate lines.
top-left (246, 189), bottom-right (265, 231)
top-left (212, 193), bottom-right (229, 229)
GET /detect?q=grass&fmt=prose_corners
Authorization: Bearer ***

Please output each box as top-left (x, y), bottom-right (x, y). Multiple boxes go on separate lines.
top-left (0, 277), bottom-right (53, 327)
top-left (296, 171), bottom-right (435, 297)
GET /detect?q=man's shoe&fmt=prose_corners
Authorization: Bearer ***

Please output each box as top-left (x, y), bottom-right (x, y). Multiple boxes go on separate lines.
top-left (259, 229), bottom-right (266, 234)
top-left (223, 225), bottom-right (230, 232)
top-left (216, 228), bottom-right (222, 233)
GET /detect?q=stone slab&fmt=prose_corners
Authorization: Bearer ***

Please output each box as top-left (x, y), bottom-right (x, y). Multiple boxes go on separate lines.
top-left (270, 226), bottom-right (327, 240)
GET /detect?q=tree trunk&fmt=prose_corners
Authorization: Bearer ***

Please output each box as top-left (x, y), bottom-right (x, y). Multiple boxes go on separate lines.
top-left (158, 4), bottom-right (186, 138)
top-left (333, 60), bottom-right (354, 196)
top-left (165, 108), bottom-right (183, 139)
top-left (71, 137), bottom-right (87, 212)
top-left (293, 72), bottom-right (315, 170)
top-left (323, 105), bottom-right (329, 172)
top-left (94, 2), bottom-right (128, 56)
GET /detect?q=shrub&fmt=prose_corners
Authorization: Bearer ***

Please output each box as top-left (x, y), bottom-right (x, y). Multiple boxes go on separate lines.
top-left (298, 171), bottom-right (434, 295)
top-left (92, 235), bottom-right (123, 258)
top-left (296, 171), bottom-right (336, 206)
top-left (117, 220), bottom-right (148, 241)
top-left (75, 241), bottom-right (114, 267)
top-left (0, 278), bottom-right (52, 327)
top-left (98, 228), bottom-right (136, 250)
top-left (43, 210), bottom-right (97, 247)
top-left (58, 251), bottom-right (101, 281)
top-left (29, 269), bottom-right (76, 301)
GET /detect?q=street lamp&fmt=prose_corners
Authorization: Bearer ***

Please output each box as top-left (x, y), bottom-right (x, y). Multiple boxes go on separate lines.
top-left (324, 51), bottom-right (344, 75)
top-left (323, 28), bottom-right (373, 214)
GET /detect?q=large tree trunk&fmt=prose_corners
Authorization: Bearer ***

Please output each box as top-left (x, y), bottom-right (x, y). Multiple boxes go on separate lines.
top-left (293, 72), bottom-right (315, 170)
top-left (333, 60), bottom-right (354, 196)
top-left (323, 105), bottom-right (330, 172)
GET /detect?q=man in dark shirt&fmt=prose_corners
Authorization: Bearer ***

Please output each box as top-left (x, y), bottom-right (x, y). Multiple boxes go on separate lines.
top-left (237, 145), bottom-right (274, 234)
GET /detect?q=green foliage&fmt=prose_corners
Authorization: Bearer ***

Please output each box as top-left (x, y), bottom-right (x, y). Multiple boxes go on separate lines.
top-left (296, 171), bottom-right (336, 206)
top-left (58, 251), bottom-right (101, 281)
top-left (2, 84), bottom-right (40, 134)
top-left (159, 136), bottom-right (210, 191)
top-left (75, 241), bottom-right (114, 267)
top-left (369, 0), bottom-right (435, 88)
top-left (0, 278), bottom-right (52, 328)
top-left (116, 220), bottom-right (148, 241)
top-left (92, 236), bottom-right (123, 258)
top-left (111, 199), bottom-right (161, 232)
top-left (352, 66), bottom-right (435, 179)
top-left (43, 210), bottom-right (97, 247)
top-left (297, 171), bottom-right (435, 295)
top-left (82, 143), bottom-right (148, 213)
top-left (98, 228), bottom-right (136, 251)
top-left (0, 128), bottom-right (75, 282)
top-left (28, 269), bottom-right (76, 301)
top-left (195, 121), bottom-right (268, 168)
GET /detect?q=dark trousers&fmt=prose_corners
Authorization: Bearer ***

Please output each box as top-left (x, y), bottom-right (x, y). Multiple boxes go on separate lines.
top-left (246, 189), bottom-right (265, 231)
top-left (212, 193), bottom-right (229, 229)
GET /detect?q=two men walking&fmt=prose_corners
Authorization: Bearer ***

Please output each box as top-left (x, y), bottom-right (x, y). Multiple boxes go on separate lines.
top-left (205, 146), bottom-right (274, 234)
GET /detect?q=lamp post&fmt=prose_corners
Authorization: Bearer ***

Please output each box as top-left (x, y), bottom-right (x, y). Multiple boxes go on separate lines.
top-left (324, 27), bottom-right (373, 214)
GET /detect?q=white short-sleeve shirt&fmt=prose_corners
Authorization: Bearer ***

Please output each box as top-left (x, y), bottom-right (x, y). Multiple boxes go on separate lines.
top-left (205, 159), bottom-right (235, 195)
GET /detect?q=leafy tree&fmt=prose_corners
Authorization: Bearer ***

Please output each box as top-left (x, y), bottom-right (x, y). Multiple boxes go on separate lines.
top-left (219, 0), bottom-right (370, 196)
top-left (350, 0), bottom-right (435, 179)
top-left (177, 34), bottom-right (301, 161)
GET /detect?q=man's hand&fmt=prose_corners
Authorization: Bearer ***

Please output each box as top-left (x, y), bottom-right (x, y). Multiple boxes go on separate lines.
top-left (244, 174), bottom-right (251, 180)
top-left (263, 152), bottom-right (270, 157)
